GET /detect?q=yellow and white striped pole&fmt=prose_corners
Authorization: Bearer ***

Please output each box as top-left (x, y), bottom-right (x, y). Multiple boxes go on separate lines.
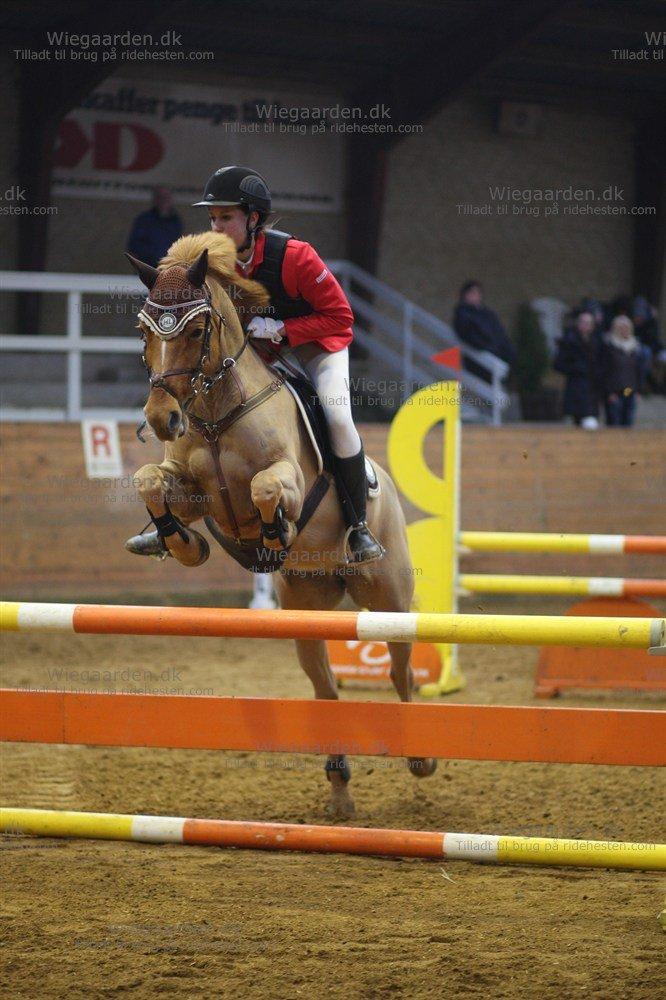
top-left (459, 574), bottom-right (666, 598)
top-left (458, 532), bottom-right (666, 555)
top-left (2, 808), bottom-right (664, 870)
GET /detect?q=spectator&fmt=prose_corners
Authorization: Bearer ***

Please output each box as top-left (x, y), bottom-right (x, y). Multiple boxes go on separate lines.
top-left (553, 310), bottom-right (601, 428)
top-left (609, 293), bottom-right (633, 320)
top-left (127, 187), bottom-right (183, 268)
top-left (578, 296), bottom-right (606, 334)
top-left (600, 316), bottom-right (647, 427)
top-left (453, 280), bottom-right (517, 376)
top-left (632, 295), bottom-right (664, 358)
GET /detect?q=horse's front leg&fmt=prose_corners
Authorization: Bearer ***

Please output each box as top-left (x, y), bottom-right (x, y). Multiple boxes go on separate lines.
top-left (250, 459), bottom-right (304, 552)
top-left (133, 461), bottom-right (210, 566)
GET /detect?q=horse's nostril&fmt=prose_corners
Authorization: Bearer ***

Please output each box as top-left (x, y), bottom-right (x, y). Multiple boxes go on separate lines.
top-left (167, 411), bottom-right (181, 434)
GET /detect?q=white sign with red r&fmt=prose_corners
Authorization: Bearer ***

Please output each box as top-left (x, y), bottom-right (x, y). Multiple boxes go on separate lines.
top-left (81, 420), bottom-right (123, 479)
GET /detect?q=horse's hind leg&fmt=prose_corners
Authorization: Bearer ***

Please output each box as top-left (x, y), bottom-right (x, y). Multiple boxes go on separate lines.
top-left (273, 569), bottom-right (355, 819)
top-left (345, 533), bottom-right (437, 779)
top-left (386, 639), bottom-right (437, 778)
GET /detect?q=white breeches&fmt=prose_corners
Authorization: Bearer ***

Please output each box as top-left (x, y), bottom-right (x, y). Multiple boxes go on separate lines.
top-left (292, 345), bottom-right (361, 459)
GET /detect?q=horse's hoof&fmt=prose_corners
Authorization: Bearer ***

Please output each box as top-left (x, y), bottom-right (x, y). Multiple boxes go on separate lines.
top-left (125, 530), bottom-right (169, 559)
top-left (325, 791), bottom-right (356, 820)
top-left (407, 757), bottom-right (438, 778)
top-left (190, 531), bottom-right (210, 566)
top-left (179, 530), bottom-right (210, 567)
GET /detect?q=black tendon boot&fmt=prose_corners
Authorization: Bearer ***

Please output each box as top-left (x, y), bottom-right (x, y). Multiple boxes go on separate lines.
top-left (333, 447), bottom-right (385, 563)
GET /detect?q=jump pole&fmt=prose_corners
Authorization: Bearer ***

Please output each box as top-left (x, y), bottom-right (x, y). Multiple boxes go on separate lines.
top-left (2, 602), bottom-right (664, 649)
top-left (2, 690), bottom-right (664, 765)
top-left (458, 532), bottom-right (666, 555)
top-left (2, 808), bottom-right (664, 871)
top-left (459, 575), bottom-right (666, 599)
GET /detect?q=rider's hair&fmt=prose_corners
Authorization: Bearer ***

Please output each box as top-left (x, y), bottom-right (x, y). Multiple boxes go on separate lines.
top-left (241, 203), bottom-right (268, 231)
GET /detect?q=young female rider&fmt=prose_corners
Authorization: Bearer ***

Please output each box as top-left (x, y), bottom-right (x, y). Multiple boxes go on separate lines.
top-left (191, 164), bottom-right (383, 564)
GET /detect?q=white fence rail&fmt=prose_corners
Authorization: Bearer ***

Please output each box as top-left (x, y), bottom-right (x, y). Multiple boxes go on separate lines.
top-left (0, 266), bottom-right (508, 424)
top-left (0, 271), bottom-right (144, 422)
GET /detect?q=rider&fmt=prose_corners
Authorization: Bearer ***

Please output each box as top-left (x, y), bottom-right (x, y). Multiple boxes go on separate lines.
top-left (129, 165), bottom-right (383, 564)
top-left (201, 165), bottom-right (383, 563)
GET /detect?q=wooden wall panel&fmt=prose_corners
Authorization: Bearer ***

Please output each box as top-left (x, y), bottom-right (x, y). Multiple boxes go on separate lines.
top-left (0, 423), bottom-right (663, 599)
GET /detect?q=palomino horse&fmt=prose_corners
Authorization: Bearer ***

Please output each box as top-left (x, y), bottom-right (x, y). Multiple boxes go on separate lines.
top-left (129, 231), bottom-right (436, 817)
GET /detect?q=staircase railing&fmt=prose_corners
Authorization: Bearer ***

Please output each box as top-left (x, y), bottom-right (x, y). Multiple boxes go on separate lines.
top-left (331, 260), bottom-right (508, 425)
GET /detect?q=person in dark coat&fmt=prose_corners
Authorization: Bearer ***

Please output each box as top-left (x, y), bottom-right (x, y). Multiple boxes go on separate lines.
top-left (600, 315), bottom-right (647, 427)
top-left (127, 187), bottom-right (183, 268)
top-left (453, 280), bottom-right (517, 374)
top-left (579, 296), bottom-right (606, 335)
top-left (553, 310), bottom-right (602, 428)
top-left (632, 296), bottom-right (664, 357)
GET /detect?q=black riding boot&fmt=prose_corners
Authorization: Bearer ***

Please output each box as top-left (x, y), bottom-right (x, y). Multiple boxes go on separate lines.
top-left (333, 447), bottom-right (385, 564)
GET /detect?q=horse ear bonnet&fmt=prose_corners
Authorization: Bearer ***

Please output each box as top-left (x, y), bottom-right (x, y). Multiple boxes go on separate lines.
top-left (137, 266), bottom-right (211, 339)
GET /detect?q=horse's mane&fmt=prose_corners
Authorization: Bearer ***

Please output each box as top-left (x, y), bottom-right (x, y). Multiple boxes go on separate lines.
top-left (160, 232), bottom-right (270, 325)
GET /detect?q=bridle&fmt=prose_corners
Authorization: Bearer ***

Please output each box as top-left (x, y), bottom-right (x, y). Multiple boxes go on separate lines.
top-left (138, 282), bottom-right (250, 411)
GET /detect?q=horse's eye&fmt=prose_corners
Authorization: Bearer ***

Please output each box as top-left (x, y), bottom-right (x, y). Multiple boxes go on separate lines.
top-left (190, 328), bottom-right (204, 340)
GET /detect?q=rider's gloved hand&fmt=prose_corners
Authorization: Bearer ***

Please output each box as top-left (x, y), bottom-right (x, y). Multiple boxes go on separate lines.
top-left (247, 316), bottom-right (285, 344)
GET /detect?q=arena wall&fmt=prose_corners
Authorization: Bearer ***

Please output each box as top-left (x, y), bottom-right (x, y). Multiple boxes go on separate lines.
top-left (1, 422), bottom-right (662, 599)
top-left (378, 95), bottom-right (636, 332)
top-left (0, 62), bottom-right (642, 341)
top-left (0, 62), bottom-right (348, 337)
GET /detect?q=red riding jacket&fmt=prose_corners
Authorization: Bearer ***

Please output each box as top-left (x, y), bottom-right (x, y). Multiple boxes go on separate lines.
top-left (235, 231), bottom-right (354, 353)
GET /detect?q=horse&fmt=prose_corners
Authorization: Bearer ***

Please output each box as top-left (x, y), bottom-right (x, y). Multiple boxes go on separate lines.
top-left (128, 231), bottom-right (436, 818)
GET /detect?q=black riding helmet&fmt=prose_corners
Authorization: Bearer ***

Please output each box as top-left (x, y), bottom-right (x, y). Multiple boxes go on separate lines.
top-left (193, 165), bottom-right (271, 213)
top-left (194, 166), bottom-right (271, 251)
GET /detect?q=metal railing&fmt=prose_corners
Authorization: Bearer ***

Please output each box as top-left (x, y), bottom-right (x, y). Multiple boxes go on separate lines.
top-left (0, 265), bottom-right (508, 424)
top-left (331, 260), bottom-right (508, 424)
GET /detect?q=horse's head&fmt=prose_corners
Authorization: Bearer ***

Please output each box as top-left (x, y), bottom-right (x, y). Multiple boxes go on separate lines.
top-left (128, 249), bottom-right (222, 441)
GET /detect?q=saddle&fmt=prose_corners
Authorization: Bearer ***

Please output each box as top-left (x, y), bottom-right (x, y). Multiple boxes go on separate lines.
top-left (204, 352), bottom-right (379, 573)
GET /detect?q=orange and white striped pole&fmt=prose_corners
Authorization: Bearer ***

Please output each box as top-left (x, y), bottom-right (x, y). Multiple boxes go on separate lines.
top-left (2, 602), bottom-right (664, 649)
top-left (1, 808), bottom-right (664, 871)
